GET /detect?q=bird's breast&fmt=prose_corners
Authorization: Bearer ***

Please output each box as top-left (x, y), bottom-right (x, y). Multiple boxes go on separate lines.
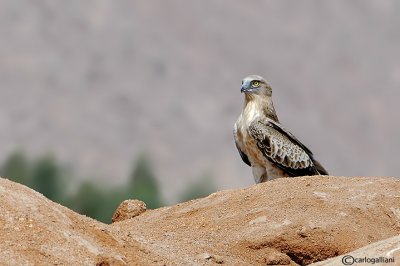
top-left (242, 102), bottom-right (261, 127)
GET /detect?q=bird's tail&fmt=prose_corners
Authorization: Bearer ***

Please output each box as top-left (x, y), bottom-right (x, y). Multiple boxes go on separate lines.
top-left (313, 159), bottom-right (329, 175)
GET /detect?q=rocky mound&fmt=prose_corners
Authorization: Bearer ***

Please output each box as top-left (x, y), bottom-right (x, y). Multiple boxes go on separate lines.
top-left (0, 176), bottom-right (399, 265)
top-left (312, 234), bottom-right (400, 265)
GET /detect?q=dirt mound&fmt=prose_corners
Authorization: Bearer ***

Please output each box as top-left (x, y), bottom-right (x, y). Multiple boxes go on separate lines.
top-left (0, 176), bottom-right (399, 265)
top-left (0, 178), bottom-right (158, 265)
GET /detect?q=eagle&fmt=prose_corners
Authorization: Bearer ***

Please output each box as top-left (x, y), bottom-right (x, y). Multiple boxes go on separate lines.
top-left (234, 75), bottom-right (328, 183)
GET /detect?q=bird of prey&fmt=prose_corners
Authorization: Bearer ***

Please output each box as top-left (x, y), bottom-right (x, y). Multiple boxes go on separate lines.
top-left (234, 75), bottom-right (328, 183)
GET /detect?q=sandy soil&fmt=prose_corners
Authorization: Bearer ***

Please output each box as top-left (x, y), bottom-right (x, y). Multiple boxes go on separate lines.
top-left (0, 176), bottom-right (399, 265)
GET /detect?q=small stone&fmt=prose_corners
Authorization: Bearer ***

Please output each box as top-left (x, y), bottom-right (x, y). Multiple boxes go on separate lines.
top-left (249, 216), bottom-right (267, 225)
top-left (297, 226), bottom-right (308, 237)
top-left (199, 253), bottom-right (224, 264)
top-left (112, 199), bottom-right (147, 223)
top-left (200, 253), bottom-right (212, 260)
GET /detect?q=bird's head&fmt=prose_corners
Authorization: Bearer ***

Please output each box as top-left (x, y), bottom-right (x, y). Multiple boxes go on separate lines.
top-left (240, 75), bottom-right (272, 98)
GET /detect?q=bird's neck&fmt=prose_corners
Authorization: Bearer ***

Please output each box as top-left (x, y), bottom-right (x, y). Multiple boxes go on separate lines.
top-left (243, 96), bottom-right (279, 122)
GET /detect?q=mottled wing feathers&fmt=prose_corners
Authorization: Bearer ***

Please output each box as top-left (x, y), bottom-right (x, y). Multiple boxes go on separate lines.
top-left (249, 120), bottom-right (328, 177)
top-left (267, 120), bottom-right (313, 155)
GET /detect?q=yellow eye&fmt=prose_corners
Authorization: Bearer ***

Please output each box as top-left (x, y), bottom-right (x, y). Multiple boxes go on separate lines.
top-left (251, 80), bottom-right (261, 88)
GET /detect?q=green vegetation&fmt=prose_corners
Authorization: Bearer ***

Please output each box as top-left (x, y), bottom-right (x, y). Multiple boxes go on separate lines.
top-left (0, 151), bottom-right (216, 223)
top-left (128, 155), bottom-right (163, 209)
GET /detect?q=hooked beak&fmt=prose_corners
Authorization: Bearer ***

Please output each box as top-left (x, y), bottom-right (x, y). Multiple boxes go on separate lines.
top-left (241, 84), bottom-right (249, 93)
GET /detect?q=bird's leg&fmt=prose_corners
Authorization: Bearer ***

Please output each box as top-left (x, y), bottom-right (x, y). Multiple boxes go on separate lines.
top-left (252, 165), bottom-right (268, 183)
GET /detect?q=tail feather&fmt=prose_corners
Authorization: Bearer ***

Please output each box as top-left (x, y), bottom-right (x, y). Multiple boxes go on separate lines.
top-left (313, 159), bottom-right (329, 175)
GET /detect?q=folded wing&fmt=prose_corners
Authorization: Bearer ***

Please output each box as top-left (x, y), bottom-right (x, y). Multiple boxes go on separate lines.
top-left (249, 120), bottom-right (328, 176)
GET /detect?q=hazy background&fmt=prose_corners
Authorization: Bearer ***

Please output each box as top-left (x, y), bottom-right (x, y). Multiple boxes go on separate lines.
top-left (1, 0), bottom-right (399, 214)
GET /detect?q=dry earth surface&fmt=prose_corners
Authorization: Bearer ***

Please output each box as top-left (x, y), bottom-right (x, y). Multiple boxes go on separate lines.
top-left (0, 176), bottom-right (399, 265)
